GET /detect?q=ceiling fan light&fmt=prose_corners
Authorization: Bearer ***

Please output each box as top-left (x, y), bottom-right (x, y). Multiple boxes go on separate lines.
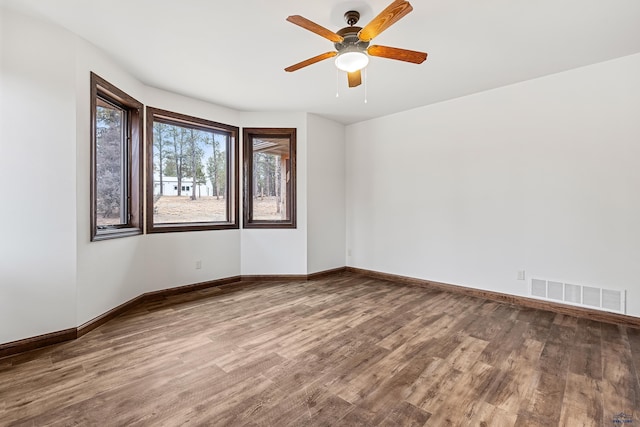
top-left (335, 51), bottom-right (369, 72)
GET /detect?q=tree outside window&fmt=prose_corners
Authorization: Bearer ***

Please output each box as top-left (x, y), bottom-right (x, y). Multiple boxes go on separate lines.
top-left (91, 73), bottom-right (143, 241)
top-left (146, 107), bottom-right (239, 233)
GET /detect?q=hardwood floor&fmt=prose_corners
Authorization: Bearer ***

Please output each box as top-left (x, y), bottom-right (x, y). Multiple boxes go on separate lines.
top-left (1, 272), bottom-right (639, 426)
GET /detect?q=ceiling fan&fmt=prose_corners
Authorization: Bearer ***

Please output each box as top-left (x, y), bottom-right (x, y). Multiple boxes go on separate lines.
top-left (284, 0), bottom-right (428, 88)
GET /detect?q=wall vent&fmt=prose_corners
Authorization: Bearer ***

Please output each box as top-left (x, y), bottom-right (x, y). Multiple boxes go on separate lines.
top-left (529, 277), bottom-right (626, 314)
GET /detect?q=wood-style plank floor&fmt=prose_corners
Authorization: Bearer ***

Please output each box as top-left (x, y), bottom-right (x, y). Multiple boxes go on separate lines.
top-left (1, 273), bottom-right (639, 426)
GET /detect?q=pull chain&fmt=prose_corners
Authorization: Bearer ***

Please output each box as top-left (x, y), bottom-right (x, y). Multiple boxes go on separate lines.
top-left (336, 68), bottom-right (340, 98)
top-left (364, 67), bottom-right (368, 104)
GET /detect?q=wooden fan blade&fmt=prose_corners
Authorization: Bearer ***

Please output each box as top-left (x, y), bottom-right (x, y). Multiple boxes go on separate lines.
top-left (367, 45), bottom-right (427, 64)
top-left (358, 0), bottom-right (413, 42)
top-left (286, 15), bottom-right (344, 43)
top-left (348, 70), bottom-right (362, 88)
top-left (284, 52), bottom-right (338, 72)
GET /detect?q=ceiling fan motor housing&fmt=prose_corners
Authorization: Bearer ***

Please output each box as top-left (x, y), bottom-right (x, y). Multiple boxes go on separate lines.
top-left (334, 26), bottom-right (370, 54)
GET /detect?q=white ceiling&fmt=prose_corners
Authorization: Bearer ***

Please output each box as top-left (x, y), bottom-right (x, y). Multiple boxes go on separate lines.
top-left (2, 0), bottom-right (640, 124)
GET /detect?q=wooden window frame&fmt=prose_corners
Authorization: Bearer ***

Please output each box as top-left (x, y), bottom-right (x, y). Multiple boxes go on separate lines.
top-left (90, 72), bottom-right (143, 241)
top-left (146, 107), bottom-right (239, 233)
top-left (243, 128), bottom-right (297, 229)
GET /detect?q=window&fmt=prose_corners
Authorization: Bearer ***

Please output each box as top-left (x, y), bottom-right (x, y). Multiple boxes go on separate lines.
top-left (90, 73), bottom-right (143, 241)
top-left (243, 128), bottom-right (296, 228)
top-left (146, 107), bottom-right (239, 233)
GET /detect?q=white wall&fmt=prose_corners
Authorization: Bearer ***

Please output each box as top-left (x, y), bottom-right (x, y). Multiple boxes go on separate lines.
top-left (0, 8), bottom-right (78, 343)
top-left (307, 114), bottom-right (346, 274)
top-left (240, 112), bottom-right (309, 275)
top-left (346, 53), bottom-right (640, 317)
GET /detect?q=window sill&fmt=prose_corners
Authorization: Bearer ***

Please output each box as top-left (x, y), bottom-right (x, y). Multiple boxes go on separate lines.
top-left (92, 227), bottom-right (142, 242)
top-left (147, 222), bottom-right (240, 233)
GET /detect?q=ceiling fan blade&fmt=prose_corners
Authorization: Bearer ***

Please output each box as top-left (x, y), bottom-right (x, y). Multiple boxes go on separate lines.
top-left (348, 70), bottom-right (362, 88)
top-left (367, 45), bottom-right (427, 64)
top-left (358, 0), bottom-right (413, 42)
top-left (284, 52), bottom-right (338, 72)
top-left (286, 15), bottom-right (344, 43)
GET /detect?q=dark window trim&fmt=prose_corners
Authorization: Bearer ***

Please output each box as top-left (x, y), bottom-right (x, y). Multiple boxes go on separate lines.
top-left (146, 107), bottom-right (240, 233)
top-left (90, 72), bottom-right (143, 241)
top-left (243, 127), bottom-right (297, 229)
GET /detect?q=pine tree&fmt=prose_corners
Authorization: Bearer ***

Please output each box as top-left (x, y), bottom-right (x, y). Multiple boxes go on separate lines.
top-left (95, 105), bottom-right (123, 220)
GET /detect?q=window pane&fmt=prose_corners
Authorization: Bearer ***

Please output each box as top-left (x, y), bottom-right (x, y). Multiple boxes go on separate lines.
top-left (243, 128), bottom-right (296, 229)
top-left (91, 72), bottom-right (143, 241)
top-left (252, 137), bottom-right (290, 221)
top-left (95, 99), bottom-right (125, 226)
top-left (152, 122), bottom-right (229, 224)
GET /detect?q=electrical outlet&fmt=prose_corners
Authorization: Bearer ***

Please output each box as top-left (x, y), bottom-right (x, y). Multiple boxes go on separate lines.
top-left (196, 260), bottom-right (202, 270)
top-left (348, 249), bottom-right (352, 257)
top-left (517, 270), bottom-right (525, 280)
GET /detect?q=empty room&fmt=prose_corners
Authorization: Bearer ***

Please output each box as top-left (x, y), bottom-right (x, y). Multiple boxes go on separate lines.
top-left (1, 0), bottom-right (639, 425)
